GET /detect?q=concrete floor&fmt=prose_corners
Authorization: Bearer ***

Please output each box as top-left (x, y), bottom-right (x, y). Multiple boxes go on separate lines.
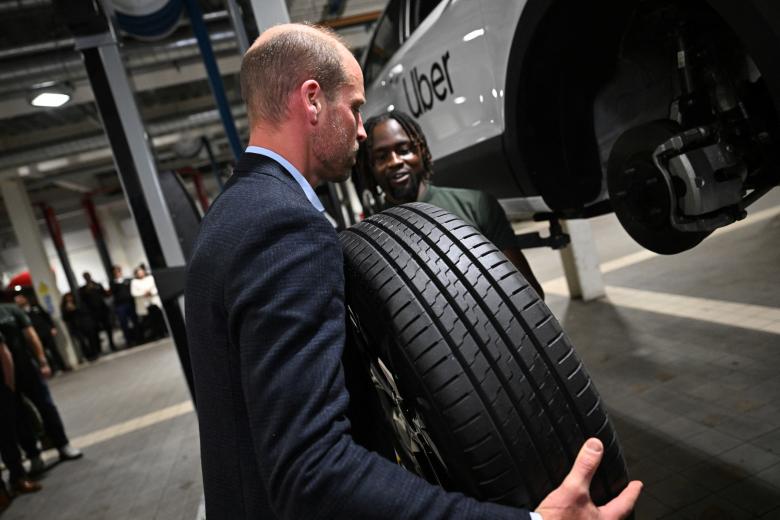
top-left (523, 188), bottom-right (780, 519)
top-left (2, 341), bottom-right (201, 520)
top-left (2, 190), bottom-right (779, 519)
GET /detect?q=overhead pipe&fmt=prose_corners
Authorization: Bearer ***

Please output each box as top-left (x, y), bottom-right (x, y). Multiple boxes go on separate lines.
top-left (183, 0), bottom-right (242, 160)
top-left (0, 8), bottom-right (229, 62)
top-left (0, 37), bottom-right (75, 61)
top-left (0, 0), bottom-right (50, 12)
top-left (0, 104), bottom-right (247, 172)
top-left (0, 28), bottom-right (238, 94)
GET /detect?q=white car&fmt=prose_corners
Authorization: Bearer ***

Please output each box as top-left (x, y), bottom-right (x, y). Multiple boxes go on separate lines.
top-left (361, 0), bottom-right (780, 254)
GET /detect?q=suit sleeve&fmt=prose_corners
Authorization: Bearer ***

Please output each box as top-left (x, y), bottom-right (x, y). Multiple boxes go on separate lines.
top-left (225, 205), bottom-right (529, 520)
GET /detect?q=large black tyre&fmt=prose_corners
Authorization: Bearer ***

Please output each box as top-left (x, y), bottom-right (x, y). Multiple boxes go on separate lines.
top-left (340, 203), bottom-right (629, 509)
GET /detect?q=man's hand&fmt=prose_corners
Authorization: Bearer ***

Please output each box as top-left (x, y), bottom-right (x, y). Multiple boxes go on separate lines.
top-left (535, 438), bottom-right (642, 520)
top-left (23, 326), bottom-right (51, 379)
top-left (39, 359), bottom-right (52, 379)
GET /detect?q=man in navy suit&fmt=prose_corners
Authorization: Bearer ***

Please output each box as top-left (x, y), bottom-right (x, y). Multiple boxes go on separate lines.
top-left (185, 23), bottom-right (641, 520)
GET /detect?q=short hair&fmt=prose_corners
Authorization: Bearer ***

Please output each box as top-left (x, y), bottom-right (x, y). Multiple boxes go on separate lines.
top-left (241, 24), bottom-right (349, 126)
top-left (355, 110), bottom-right (434, 198)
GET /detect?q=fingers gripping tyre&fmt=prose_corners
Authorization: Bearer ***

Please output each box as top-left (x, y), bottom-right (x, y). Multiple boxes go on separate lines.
top-left (340, 203), bottom-right (629, 509)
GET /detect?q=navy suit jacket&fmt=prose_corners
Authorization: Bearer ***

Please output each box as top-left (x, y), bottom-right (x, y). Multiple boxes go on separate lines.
top-left (185, 152), bottom-right (529, 519)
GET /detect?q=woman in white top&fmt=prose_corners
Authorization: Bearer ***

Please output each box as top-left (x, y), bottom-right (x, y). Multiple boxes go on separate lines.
top-left (130, 266), bottom-right (165, 342)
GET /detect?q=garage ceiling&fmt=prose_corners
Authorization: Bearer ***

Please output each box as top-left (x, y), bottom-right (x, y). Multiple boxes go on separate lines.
top-left (0, 0), bottom-right (384, 241)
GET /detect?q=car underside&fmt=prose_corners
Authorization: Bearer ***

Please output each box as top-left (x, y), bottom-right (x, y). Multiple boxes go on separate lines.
top-left (506, 0), bottom-right (779, 253)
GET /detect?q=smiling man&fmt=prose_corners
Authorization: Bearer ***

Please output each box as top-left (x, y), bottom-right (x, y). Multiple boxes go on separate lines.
top-left (357, 110), bottom-right (544, 298)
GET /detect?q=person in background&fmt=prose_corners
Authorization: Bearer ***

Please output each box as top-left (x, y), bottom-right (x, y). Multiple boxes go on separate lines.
top-left (14, 291), bottom-right (68, 373)
top-left (130, 266), bottom-right (164, 343)
top-left (356, 110), bottom-right (545, 299)
top-left (110, 265), bottom-right (139, 348)
top-left (79, 272), bottom-right (116, 353)
top-left (0, 296), bottom-right (82, 477)
top-left (0, 333), bottom-right (42, 513)
top-left (60, 292), bottom-right (100, 362)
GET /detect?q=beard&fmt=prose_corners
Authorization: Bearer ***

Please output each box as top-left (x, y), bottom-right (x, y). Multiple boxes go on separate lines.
top-left (385, 171), bottom-right (421, 204)
top-left (313, 114), bottom-right (355, 182)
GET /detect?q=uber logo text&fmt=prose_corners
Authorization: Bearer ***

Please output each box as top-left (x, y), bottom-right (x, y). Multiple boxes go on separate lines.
top-left (403, 51), bottom-right (454, 117)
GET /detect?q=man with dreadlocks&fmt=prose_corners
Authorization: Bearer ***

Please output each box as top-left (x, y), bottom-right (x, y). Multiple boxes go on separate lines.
top-left (357, 110), bottom-right (544, 298)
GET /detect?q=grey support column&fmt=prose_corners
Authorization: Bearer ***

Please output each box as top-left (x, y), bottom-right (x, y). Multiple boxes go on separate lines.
top-left (226, 0), bottom-right (249, 54)
top-left (0, 178), bottom-right (78, 366)
top-left (63, 7), bottom-right (195, 397)
top-left (248, 0), bottom-right (290, 34)
top-left (96, 205), bottom-right (132, 270)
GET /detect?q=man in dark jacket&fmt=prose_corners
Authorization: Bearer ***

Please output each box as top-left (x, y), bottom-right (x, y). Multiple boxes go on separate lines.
top-left (14, 291), bottom-right (67, 373)
top-left (109, 265), bottom-right (139, 348)
top-left (79, 272), bottom-right (116, 352)
top-left (185, 23), bottom-right (641, 520)
top-left (0, 301), bottom-right (82, 476)
top-left (0, 333), bottom-right (42, 509)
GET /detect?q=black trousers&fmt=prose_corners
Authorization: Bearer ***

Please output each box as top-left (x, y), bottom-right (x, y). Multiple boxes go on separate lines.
top-left (67, 324), bottom-right (100, 361)
top-left (0, 381), bottom-right (25, 481)
top-left (15, 356), bottom-right (69, 458)
top-left (93, 310), bottom-right (116, 350)
top-left (40, 333), bottom-right (66, 372)
top-left (114, 302), bottom-right (139, 346)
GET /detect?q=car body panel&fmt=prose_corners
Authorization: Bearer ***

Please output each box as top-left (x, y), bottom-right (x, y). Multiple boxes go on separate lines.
top-left (362, 0), bottom-right (506, 166)
top-left (361, 0), bottom-right (780, 239)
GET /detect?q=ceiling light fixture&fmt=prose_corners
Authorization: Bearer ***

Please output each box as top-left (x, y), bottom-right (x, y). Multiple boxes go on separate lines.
top-left (29, 82), bottom-right (73, 108)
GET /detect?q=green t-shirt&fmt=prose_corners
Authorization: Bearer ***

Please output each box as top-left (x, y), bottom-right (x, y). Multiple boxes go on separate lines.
top-left (0, 303), bottom-right (32, 359)
top-left (421, 185), bottom-right (516, 250)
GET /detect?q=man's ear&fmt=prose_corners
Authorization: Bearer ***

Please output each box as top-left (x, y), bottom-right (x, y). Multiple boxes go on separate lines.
top-left (300, 79), bottom-right (322, 124)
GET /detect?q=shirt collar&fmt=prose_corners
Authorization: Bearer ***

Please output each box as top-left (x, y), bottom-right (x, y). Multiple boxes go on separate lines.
top-left (245, 146), bottom-right (325, 212)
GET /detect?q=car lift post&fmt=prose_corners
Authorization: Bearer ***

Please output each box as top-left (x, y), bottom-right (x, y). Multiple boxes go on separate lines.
top-left (559, 220), bottom-right (606, 301)
top-left (516, 214), bottom-right (606, 301)
top-left (56, 0), bottom-right (195, 399)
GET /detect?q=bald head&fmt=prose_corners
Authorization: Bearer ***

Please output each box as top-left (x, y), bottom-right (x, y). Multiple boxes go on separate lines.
top-left (240, 23), bottom-right (351, 127)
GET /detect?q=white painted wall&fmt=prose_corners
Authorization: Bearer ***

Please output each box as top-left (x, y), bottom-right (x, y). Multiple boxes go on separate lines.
top-left (0, 203), bottom-right (147, 295)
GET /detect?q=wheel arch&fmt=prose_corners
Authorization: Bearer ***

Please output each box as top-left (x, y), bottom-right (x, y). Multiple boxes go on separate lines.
top-left (501, 0), bottom-right (780, 215)
top-left (502, 0), bottom-right (634, 214)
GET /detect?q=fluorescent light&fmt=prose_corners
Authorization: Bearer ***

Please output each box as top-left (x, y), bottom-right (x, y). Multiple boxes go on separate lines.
top-left (453, 96), bottom-right (466, 104)
top-left (463, 28), bottom-right (485, 42)
top-left (37, 157), bottom-right (70, 171)
top-left (31, 91), bottom-right (70, 107)
top-left (387, 104), bottom-right (395, 112)
top-left (28, 82), bottom-right (73, 108)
